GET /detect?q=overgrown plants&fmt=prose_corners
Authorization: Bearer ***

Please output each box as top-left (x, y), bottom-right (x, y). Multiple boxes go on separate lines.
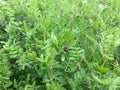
top-left (0, 0), bottom-right (120, 90)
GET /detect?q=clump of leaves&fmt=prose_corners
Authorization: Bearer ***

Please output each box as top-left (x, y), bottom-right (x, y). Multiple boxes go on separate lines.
top-left (0, 0), bottom-right (120, 90)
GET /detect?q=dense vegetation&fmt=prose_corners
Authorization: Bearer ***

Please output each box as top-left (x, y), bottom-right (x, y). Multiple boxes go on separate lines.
top-left (0, 0), bottom-right (120, 90)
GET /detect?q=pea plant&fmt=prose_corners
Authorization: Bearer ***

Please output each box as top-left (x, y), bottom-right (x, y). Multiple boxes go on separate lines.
top-left (0, 0), bottom-right (120, 90)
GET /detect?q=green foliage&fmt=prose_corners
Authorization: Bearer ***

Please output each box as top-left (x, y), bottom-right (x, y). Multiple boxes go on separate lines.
top-left (0, 59), bottom-right (12, 90)
top-left (0, 0), bottom-right (120, 90)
